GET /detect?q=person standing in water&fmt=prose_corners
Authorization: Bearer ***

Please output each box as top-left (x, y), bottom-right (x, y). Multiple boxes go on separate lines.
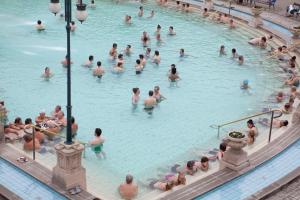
top-left (89, 128), bottom-right (106, 158)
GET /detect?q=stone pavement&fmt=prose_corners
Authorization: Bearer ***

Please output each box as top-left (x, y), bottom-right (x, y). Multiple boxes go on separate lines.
top-left (264, 177), bottom-right (300, 200)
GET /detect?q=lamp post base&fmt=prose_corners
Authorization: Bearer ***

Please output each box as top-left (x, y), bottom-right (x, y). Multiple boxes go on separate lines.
top-left (52, 141), bottom-right (86, 190)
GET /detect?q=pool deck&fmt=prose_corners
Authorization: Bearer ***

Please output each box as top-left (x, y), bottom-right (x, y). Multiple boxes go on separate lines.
top-left (160, 123), bottom-right (300, 200)
top-left (0, 143), bottom-right (97, 200)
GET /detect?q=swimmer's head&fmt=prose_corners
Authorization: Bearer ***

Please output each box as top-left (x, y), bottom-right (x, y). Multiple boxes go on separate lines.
top-left (118, 54), bottom-right (123, 59)
top-left (112, 43), bottom-right (117, 48)
top-left (97, 61), bottom-right (101, 67)
top-left (171, 67), bottom-right (177, 75)
top-left (280, 120), bottom-right (289, 127)
top-left (127, 44), bottom-right (131, 49)
top-left (149, 90), bottom-right (154, 96)
top-left (220, 142), bottom-right (227, 151)
top-left (220, 45), bottom-right (225, 50)
top-left (139, 6), bottom-right (143, 10)
top-left (243, 79), bottom-right (249, 85)
top-left (171, 64), bottom-right (176, 68)
top-left (91, 0), bottom-right (95, 3)
top-left (155, 50), bottom-right (159, 56)
top-left (278, 91), bottom-right (283, 97)
top-left (187, 3), bottom-right (190, 7)
top-left (292, 56), bottom-right (297, 60)
top-left (146, 48), bottom-right (151, 53)
top-left (37, 20), bottom-right (42, 25)
top-left (176, 1), bottom-right (180, 5)
top-left (136, 59), bottom-right (141, 64)
top-left (154, 86), bottom-right (160, 92)
top-left (284, 103), bottom-right (291, 110)
top-left (89, 55), bottom-right (94, 61)
top-left (126, 174), bottom-right (133, 184)
top-left (187, 160), bottom-right (195, 170)
top-left (247, 119), bottom-right (254, 128)
top-left (25, 118), bottom-right (32, 125)
top-left (201, 156), bottom-right (209, 163)
top-left (71, 116), bottom-right (75, 124)
top-left (239, 55), bottom-right (244, 61)
top-left (139, 54), bottom-right (144, 59)
top-left (132, 88), bottom-right (140, 94)
top-left (95, 128), bottom-right (102, 137)
top-left (180, 48), bottom-right (184, 53)
top-left (71, 21), bottom-right (75, 25)
top-left (268, 35), bottom-right (273, 39)
top-left (232, 48), bottom-right (236, 54)
top-left (169, 26), bottom-right (174, 31)
top-left (157, 24), bottom-right (161, 29)
top-left (117, 62), bottom-right (122, 67)
top-left (278, 47), bottom-right (282, 52)
top-left (230, 19), bottom-right (233, 23)
top-left (204, 8), bottom-right (208, 12)
top-left (261, 36), bottom-right (267, 42)
top-left (291, 86), bottom-right (297, 92)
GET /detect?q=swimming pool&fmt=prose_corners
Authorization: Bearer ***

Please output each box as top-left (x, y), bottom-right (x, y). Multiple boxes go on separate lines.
top-left (0, 158), bottom-right (67, 200)
top-left (0, 0), bottom-right (289, 199)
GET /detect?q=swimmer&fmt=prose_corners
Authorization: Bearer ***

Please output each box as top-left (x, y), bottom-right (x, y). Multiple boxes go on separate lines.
top-left (229, 19), bottom-right (236, 29)
top-left (89, 0), bottom-right (96, 8)
top-left (168, 26), bottom-right (176, 35)
top-left (139, 54), bottom-right (146, 66)
top-left (145, 48), bottom-right (152, 59)
top-left (247, 119), bottom-right (258, 137)
top-left (152, 50), bottom-right (161, 64)
top-left (124, 45), bottom-right (132, 56)
top-left (156, 33), bottom-right (163, 43)
top-left (282, 103), bottom-right (292, 114)
top-left (149, 180), bottom-right (174, 191)
top-left (155, 24), bottom-right (161, 35)
top-left (248, 36), bottom-right (267, 49)
top-left (186, 3), bottom-right (190, 12)
top-left (125, 15), bottom-right (132, 24)
top-left (89, 128), bottom-right (106, 158)
top-left (276, 91), bottom-right (284, 102)
top-left (141, 31), bottom-right (150, 47)
top-left (290, 86), bottom-right (300, 99)
top-left (153, 86), bottom-right (166, 102)
top-left (148, 10), bottom-right (155, 18)
top-left (61, 55), bottom-right (73, 67)
top-left (181, 3), bottom-right (186, 11)
top-left (238, 55), bottom-right (244, 65)
top-left (109, 43), bottom-right (118, 59)
top-left (289, 56), bottom-right (296, 66)
top-left (93, 61), bottom-right (105, 78)
top-left (285, 73), bottom-right (300, 87)
top-left (51, 105), bottom-right (61, 119)
top-left (71, 116), bottom-right (78, 138)
top-left (42, 67), bottom-right (53, 78)
top-left (132, 88), bottom-right (140, 105)
top-left (232, 48), bottom-right (238, 58)
top-left (36, 20), bottom-right (45, 31)
top-left (180, 48), bottom-right (185, 57)
top-left (176, 1), bottom-right (180, 9)
top-left (70, 21), bottom-right (76, 32)
top-left (144, 90), bottom-right (157, 109)
top-left (220, 14), bottom-right (229, 23)
top-left (202, 8), bottom-right (209, 17)
top-left (241, 80), bottom-right (250, 89)
top-left (258, 118), bottom-right (288, 128)
top-left (135, 59), bottom-right (143, 74)
top-left (138, 6), bottom-right (144, 17)
top-left (117, 54), bottom-right (124, 65)
top-left (169, 67), bottom-right (180, 82)
top-left (114, 62), bottom-right (124, 73)
top-left (219, 45), bottom-right (226, 56)
top-left (82, 55), bottom-right (94, 67)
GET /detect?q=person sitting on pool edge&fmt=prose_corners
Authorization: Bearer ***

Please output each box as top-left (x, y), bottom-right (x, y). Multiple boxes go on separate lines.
top-left (258, 118), bottom-right (288, 128)
top-left (36, 20), bottom-right (45, 31)
top-left (89, 128), bottom-right (106, 158)
top-left (144, 90), bottom-right (157, 110)
top-left (119, 174), bottom-right (138, 200)
top-left (93, 61), bottom-right (105, 78)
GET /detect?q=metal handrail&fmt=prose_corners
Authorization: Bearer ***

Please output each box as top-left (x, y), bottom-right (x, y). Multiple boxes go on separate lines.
top-left (29, 124), bottom-right (88, 159)
top-left (211, 109), bottom-right (283, 142)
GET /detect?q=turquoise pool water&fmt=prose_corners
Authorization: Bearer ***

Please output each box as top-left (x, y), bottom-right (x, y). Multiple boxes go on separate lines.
top-left (0, 158), bottom-right (66, 200)
top-left (196, 138), bottom-right (300, 200)
top-left (0, 0), bottom-right (287, 198)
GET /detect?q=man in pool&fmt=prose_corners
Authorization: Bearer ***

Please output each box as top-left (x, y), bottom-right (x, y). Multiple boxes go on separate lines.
top-left (89, 128), bottom-right (106, 158)
top-left (168, 26), bottom-right (176, 35)
top-left (109, 43), bottom-right (118, 59)
top-left (119, 175), bottom-right (138, 200)
top-left (219, 45), bottom-right (226, 56)
top-left (61, 55), bottom-right (73, 67)
top-left (179, 48), bottom-right (185, 57)
top-left (36, 20), bottom-right (45, 31)
top-left (82, 55), bottom-right (94, 67)
top-left (124, 45), bottom-right (132, 56)
top-left (51, 105), bottom-right (62, 119)
top-left (144, 90), bottom-right (157, 109)
top-left (93, 61), bottom-right (105, 78)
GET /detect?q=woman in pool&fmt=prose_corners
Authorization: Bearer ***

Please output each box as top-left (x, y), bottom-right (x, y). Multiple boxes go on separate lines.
top-left (247, 119), bottom-right (258, 137)
top-left (141, 31), bottom-right (150, 47)
top-left (152, 50), bottom-right (161, 64)
top-left (71, 116), bottom-right (78, 138)
top-left (89, 0), bottom-right (96, 8)
top-left (36, 20), bottom-right (45, 31)
top-left (138, 6), bottom-right (144, 17)
top-left (168, 26), bottom-right (176, 35)
top-left (153, 86), bottom-right (166, 103)
top-left (219, 45), bottom-right (226, 56)
top-left (124, 15), bottom-right (132, 24)
top-left (169, 67), bottom-right (180, 82)
top-left (135, 59), bottom-right (143, 74)
top-left (42, 67), bottom-right (53, 78)
top-left (145, 48), bottom-right (151, 59)
top-left (89, 128), bottom-right (105, 158)
top-left (109, 43), bottom-right (118, 60)
top-left (132, 88), bottom-right (140, 105)
top-left (70, 21), bottom-right (76, 32)
top-left (139, 54), bottom-right (146, 66)
top-left (61, 55), bottom-right (73, 67)
top-left (93, 61), bottom-right (105, 78)
top-left (238, 55), bottom-right (244, 65)
top-left (82, 55), bottom-right (94, 67)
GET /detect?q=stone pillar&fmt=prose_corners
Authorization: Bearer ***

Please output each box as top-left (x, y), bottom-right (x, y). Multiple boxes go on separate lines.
top-left (220, 132), bottom-right (250, 171)
top-left (52, 141), bottom-right (86, 190)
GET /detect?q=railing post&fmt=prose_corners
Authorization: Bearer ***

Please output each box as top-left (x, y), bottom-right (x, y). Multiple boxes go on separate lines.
top-left (33, 127), bottom-right (36, 160)
top-left (268, 111), bottom-right (274, 143)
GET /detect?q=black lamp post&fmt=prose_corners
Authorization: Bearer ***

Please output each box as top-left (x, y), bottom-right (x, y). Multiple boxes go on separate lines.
top-left (49, 0), bottom-right (87, 144)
